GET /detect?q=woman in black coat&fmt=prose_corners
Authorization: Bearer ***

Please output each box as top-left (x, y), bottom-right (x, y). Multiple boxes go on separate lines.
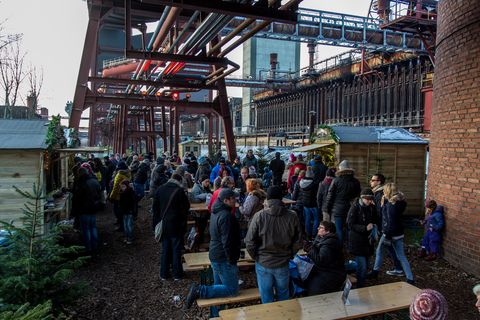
top-left (347, 188), bottom-right (377, 287)
top-left (305, 221), bottom-right (346, 296)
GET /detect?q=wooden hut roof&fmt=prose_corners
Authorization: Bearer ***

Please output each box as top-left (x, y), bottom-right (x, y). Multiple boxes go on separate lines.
top-left (0, 119), bottom-right (49, 150)
top-left (330, 126), bottom-right (428, 145)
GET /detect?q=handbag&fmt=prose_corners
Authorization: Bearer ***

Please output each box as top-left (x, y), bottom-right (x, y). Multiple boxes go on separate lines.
top-left (154, 189), bottom-right (179, 242)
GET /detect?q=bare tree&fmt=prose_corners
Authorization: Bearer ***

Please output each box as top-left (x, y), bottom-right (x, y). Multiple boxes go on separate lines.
top-left (26, 64), bottom-right (44, 111)
top-left (0, 40), bottom-right (27, 107)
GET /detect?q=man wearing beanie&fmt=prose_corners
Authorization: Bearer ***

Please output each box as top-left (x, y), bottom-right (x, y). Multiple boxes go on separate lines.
top-left (325, 159), bottom-right (361, 243)
top-left (184, 188), bottom-right (240, 317)
top-left (317, 168), bottom-right (336, 221)
top-left (245, 186), bottom-right (302, 304)
top-left (346, 188), bottom-right (377, 288)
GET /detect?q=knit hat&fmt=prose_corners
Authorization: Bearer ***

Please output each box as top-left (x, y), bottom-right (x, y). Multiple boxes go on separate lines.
top-left (297, 154), bottom-right (304, 160)
top-left (473, 283), bottom-right (480, 295)
top-left (314, 155), bottom-right (322, 161)
top-left (338, 160), bottom-right (352, 171)
top-left (81, 162), bottom-right (93, 175)
top-left (360, 188), bottom-right (374, 199)
top-left (410, 289), bottom-right (448, 320)
top-left (326, 168), bottom-right (336, 177)
top-left (219, 157), bottom-right (226, 164)
top-left (267, 185), bottom-right (283, 200)
top-left (117, 161), bottom-right (128, 170)
top-left (249, 166), bottom-right (256, 176)
top-left (200, 174), bottom-right (210, 182)
top-left (289, 153), bottom-right (296, 162)
top-left (218, 188), bottom-right (236, 201)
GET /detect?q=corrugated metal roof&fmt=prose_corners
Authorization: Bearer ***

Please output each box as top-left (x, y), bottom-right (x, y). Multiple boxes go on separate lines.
top-left (330, 126), bottom-right (428, 144)
top-left (0, 119), bottom-right (49, 149)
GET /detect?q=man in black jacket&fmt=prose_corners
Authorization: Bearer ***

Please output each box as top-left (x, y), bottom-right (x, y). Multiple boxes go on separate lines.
top-left (325, 160), bottom-right (361, 243)
top-left (269, 152), bottom-right (285, 186)
top-left (245, 186), bottom-right (302, 303)
top-left (184, 188), bottom-right (241, 316)
top-left (152, 173), bottom-right (190, 280)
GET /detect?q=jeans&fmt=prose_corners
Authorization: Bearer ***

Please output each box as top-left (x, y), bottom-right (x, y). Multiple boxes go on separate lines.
top-left (123, 214), bottom-right (133, 241)
top-left (80, 214), bottom-right (98, 252)
top-left (355, 256), bottom-right (369, 288)
top-left (255, 263), bottom-right (290, 304)
top-left (373, 234), bottom-right (414, 281)
top-left (160, 236), bottom-right (183, 279)
top-left (199, 261), bottom-right (239, 317)
top-left (387, 244), bottom-right (403, 271)
top-left (334, 216), bottom-right (345, 243)
top-left (303, 207), bottom-right (319, 239)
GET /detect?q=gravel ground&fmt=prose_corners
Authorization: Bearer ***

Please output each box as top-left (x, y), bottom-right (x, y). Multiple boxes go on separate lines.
top-left (66, 200), bottom-right (480, 320)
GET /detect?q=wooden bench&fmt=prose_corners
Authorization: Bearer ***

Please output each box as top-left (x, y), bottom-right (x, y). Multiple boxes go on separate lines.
top-left (219, 282), bottom-right (421, 320)
top-left (196, 288), bottom-right (260, 308)
top-left (183, 260), bottom-right (254, 273)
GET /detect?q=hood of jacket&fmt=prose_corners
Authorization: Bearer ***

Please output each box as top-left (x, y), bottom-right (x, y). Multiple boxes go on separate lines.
top-left (315, 232), bottom-right (339, 246)
top-left (263, 199), bottom-right (289, 216)
top-left (116, 169), bottom-right (130, 177)
top-left (322, 176), bottom-right (334, 185)
top-left (211, 199), bottom-right (233, 214)
top-left (372, 184), bottom-right (384, 194)
top-left (166, 178), bottom-right (183, 188)
top-left (299, 177), bottom-right (314, 189)
top-left (336, 168), bottom-right (355, 176)
top-left (388, 192), bottom-right (405, 204)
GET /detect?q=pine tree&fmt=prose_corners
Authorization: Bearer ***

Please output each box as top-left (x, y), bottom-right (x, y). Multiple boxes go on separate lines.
top-left (0, 301), bottom-right (52, 320)
top-left (0, 182), bottom-right (88, 314)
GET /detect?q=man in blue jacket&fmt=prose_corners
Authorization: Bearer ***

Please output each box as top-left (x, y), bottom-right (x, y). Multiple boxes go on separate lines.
top-left (210, 157), bottom-right (233, 183)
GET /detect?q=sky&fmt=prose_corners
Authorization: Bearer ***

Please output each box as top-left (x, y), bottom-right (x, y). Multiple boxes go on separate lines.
top-left (0, 0), bottom-right (371, 120)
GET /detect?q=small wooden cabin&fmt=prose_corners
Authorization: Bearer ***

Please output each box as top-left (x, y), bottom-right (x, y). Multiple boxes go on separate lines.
top-left (0, 119), bottom-right (49, 224)
top-left (313, 126), bottom-right (428, 215)
top-left (178, 140), bottom-right (201, 159)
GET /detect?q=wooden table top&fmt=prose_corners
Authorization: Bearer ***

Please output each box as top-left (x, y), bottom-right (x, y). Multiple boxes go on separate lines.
top-left (219, 282), bottom-right (420, 320)
top-left (189, 202), bottom-right (210, 212)
top-left (184, 250), bottom-right (254, 267)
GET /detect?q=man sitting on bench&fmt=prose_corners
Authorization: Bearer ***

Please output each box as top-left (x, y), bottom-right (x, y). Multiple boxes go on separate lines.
top-left (184, 188), bottom-right (241, 317)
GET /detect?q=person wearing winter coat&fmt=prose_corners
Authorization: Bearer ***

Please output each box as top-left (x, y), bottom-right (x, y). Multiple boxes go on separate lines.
top-left (245, 186), bottom-right (302, 304)
top-left (133, 161), bottom-right (149, 199)
top-left (208, 176), bottom-right (236, 214)
top-left (119, 180), bottom-right (136, 244)
top-left (242, 149), bottom-right (258, 171)
top-left (194, 156), bottom-right (211, 183)
top-left (347, 188), bottom-right (378, 287)
top-left (210, 157), bottom-right (233, 183)
top-left (109, 162), bottom-right (131, 231)
top-left (72, 167), bottom-right (102, 252)
top-left (152, 174), bottom-right (190, 280)
top-left (149, 164), bottom-right (169, 199)
top-left (310, 155), bottom-right (328, 186)
top-left (239, 179), bottom-right (267, 225)
top-left (325, 160), bottom-right (361, 243)
top-left (184, 189), bottom-right (241, 317)
top-left (190, 175), bottom-right (212, 203)
top-left (269, 152), bottom-right (285, 186)
top-left (293, 168), bottom-right (319, 239)
top-left (129, 155), bottom-right (140, 176)
top-left (419, 200), bottom-right (445, 261)
top-left (368, 183), bottom-right (414, 284)
top-left (370, 173), bottom-right (403, 276)
top-left (304, 221), bottom-right (346, 296)
top-left (287, 154), bottom-right (307, 192)
top-left (317, 168), bottom-right (336, 221)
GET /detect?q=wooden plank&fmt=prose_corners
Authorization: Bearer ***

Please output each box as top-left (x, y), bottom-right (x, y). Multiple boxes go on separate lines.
top-left (219, 282), bottom-right (421, 320)
top-left (197, 288), bottom-right (260, 308)
top-left (184, 250), bottom-right (254, 267)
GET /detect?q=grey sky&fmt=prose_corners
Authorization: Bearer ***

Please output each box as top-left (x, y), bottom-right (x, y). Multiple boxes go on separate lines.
top-left (0, 0), bottom-right (370, 119)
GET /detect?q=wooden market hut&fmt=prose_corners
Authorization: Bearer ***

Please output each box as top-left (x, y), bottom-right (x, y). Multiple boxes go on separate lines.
top-left (299, 126), bottom-right (428, 215)
top-left (178, 140), bottom-right (201, 159)
top-left (0, 119), bottom-right (49, 224)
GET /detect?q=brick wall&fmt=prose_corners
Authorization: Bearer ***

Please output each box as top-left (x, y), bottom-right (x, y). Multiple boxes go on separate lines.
top-left (428, 0), bottom-right (480, 276)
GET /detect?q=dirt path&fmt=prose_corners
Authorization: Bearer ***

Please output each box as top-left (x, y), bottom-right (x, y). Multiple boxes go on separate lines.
top-left (67, 200), bottom-right (479, 319)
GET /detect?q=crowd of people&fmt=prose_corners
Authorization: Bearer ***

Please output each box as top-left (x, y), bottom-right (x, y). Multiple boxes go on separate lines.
top-left (69, 149), bottom-right (480, 318)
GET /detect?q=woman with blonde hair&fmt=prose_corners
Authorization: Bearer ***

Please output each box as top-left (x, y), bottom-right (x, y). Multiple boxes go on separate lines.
top-left (240, 178), bottom-right (267, 224)
top-left (367, 182), bottom-right (415, 284)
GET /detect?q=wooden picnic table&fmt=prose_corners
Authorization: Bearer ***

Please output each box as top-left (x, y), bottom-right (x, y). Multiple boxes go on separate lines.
top-left (219, 282), bottom-right (420, 320)
top-left (184, 250), bottom-right (254, 267)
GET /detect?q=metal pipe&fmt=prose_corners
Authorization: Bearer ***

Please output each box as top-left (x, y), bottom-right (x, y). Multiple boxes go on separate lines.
top-left (207, 18), bottom-right (255, 56)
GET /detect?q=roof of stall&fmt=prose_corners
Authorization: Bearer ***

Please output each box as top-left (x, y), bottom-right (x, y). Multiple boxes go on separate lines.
top-left (328, 126), bottom-right (428, 145)
top-left (0, 119), bottom-right (49, 150)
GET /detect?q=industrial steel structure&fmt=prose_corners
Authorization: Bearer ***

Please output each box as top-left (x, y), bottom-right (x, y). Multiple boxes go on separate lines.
top-left (70, 0), bottom-right (437, 159)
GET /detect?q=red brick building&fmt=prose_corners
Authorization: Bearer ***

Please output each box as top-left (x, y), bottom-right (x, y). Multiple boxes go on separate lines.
top-left (428, 0), bottom-right (480, 276)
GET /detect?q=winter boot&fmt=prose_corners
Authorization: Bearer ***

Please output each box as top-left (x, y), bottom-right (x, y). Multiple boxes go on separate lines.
top-left (424, 253), bottom-right (438, 261)
top-left (366, 269), bottom-right (379, 279)
top-left (184, 282), bottom-right (200, 310)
